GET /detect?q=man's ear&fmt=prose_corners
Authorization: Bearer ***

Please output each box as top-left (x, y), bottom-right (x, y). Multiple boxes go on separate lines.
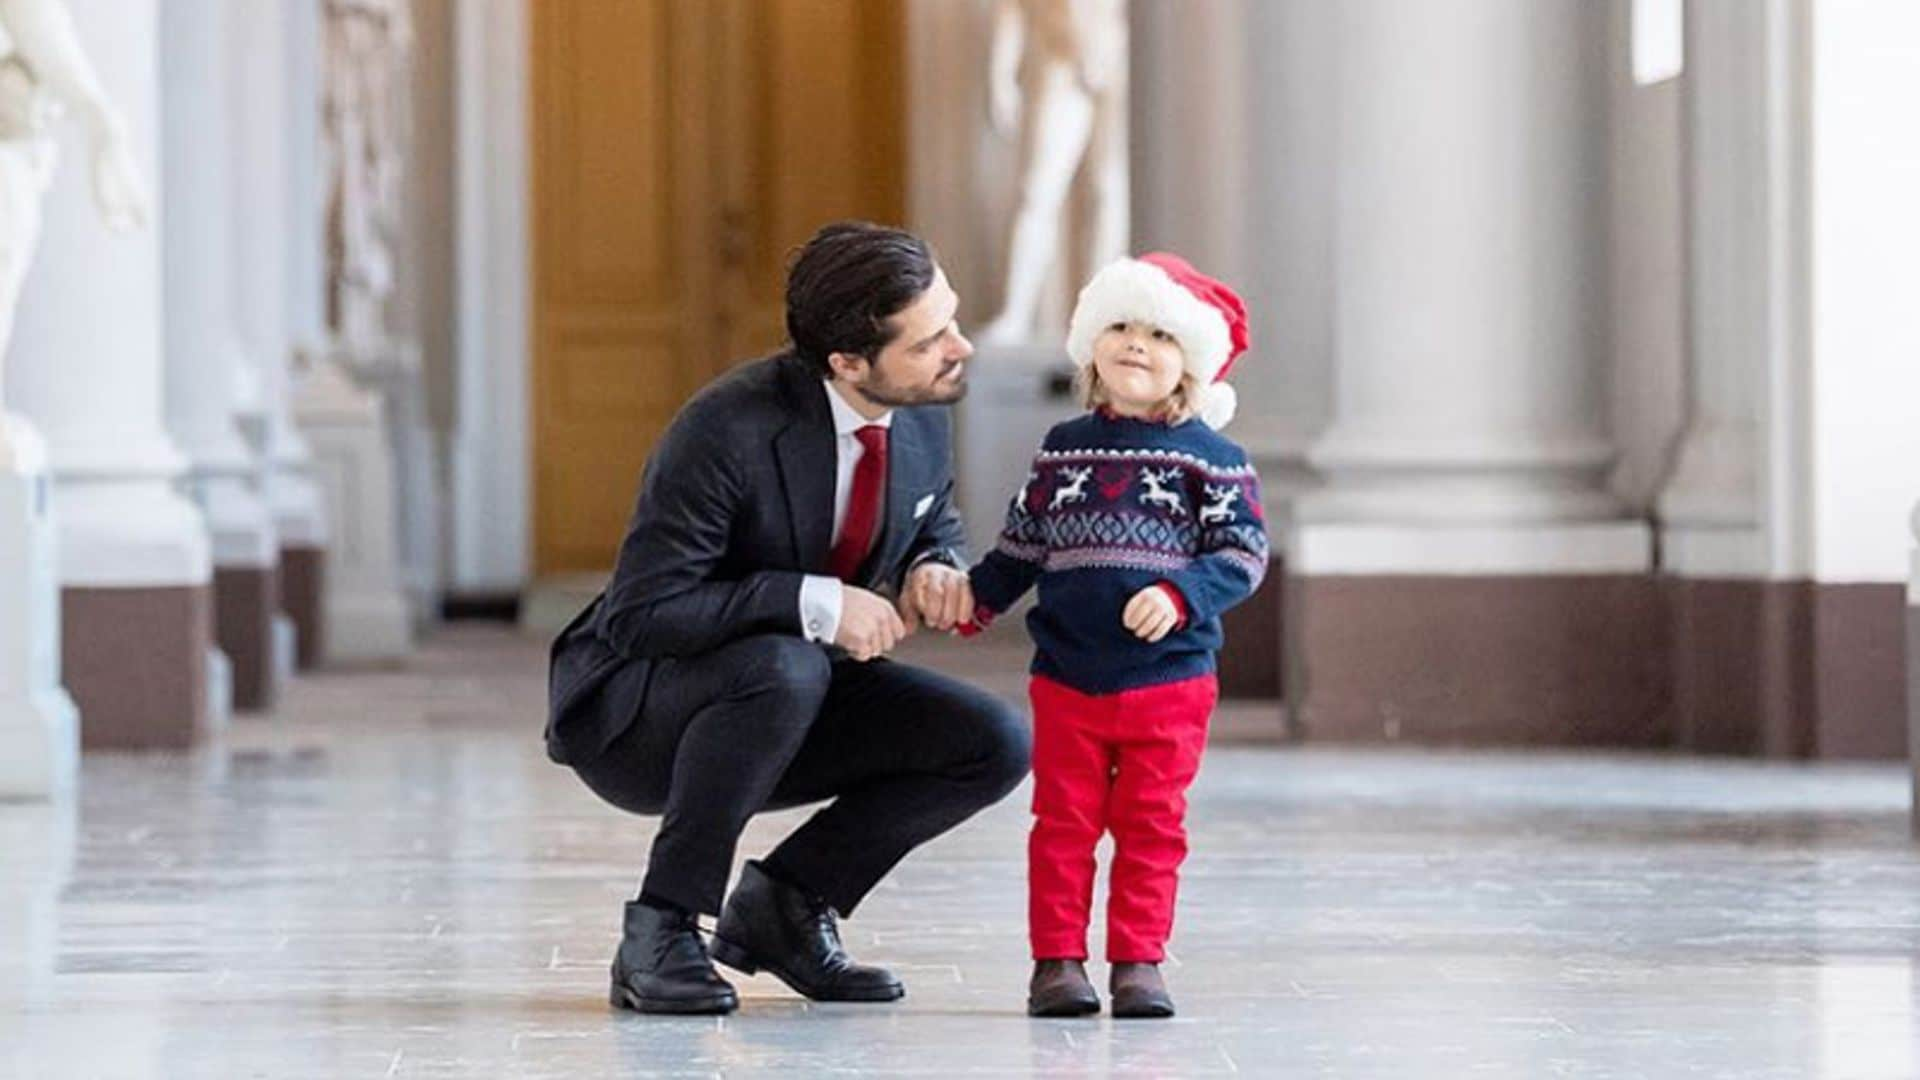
top-left (826, 351), bottom-right (869, 381)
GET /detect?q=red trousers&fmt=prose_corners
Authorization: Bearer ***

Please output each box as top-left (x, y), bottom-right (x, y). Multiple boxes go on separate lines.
top-left (1027, 673), bottom-right (1216, 963)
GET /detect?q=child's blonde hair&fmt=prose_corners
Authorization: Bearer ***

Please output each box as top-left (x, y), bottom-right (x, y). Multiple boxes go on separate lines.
top-left (1074, 362), bottom-right (1204, 425)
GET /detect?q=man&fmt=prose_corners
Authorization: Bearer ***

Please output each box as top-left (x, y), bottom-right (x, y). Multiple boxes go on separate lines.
top-left (546, 222), bottom-right (1031, 1015)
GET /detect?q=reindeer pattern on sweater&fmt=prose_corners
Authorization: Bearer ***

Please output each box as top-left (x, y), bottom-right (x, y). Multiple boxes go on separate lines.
top-left (969, 410), bottom-right (1270, 695)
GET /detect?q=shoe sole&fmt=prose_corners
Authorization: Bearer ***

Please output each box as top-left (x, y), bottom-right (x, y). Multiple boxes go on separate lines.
top-left (609, 982), bottom-right (738, 1016)
top-left (1027, 997), bottom-right (1102, 1018)
top-left (1110, 1002), bottom-right (1175, 1020)
top-left (709, 936), bottom-right (905, 1003)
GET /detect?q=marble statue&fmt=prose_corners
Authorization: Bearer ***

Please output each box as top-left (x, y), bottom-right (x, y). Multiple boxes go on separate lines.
top-left (323, 0), bottom-right (411, 352)
top-left (0, 0), bottom-right (146, 467)
top-left (975, 0), bottom-right (1129, 346)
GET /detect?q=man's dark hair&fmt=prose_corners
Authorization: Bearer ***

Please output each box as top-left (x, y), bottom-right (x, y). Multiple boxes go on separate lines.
top-left (785, 221), bottom-right (936, 377)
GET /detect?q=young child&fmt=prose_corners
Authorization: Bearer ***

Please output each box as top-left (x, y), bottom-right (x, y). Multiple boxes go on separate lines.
top-left (963, 253), bottom-right (1269, 1019)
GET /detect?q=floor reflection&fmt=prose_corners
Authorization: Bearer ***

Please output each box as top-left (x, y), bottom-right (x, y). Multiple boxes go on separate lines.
top-left (0, 626), bottom-right (1915, 1078)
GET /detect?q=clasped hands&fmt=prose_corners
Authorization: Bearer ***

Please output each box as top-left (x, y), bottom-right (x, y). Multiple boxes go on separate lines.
top-left (833, 562), bottom-right (1180, 662)
top-left (833, 563), bottom-right (973, 663)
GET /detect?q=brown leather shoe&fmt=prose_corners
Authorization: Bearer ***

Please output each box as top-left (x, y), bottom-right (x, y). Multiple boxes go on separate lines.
top-left (1027, 959), bottom-right (1101, 1017)
top-left (1110, 962), bottom-right (1175, 1019)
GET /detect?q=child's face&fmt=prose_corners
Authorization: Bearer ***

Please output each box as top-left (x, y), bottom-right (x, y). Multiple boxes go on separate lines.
top-left (1091, 321), bottom-right (1186, 415)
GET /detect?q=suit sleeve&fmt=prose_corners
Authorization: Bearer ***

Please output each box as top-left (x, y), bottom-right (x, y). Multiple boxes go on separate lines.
top-left (593, 417), bottom-right (807, 659)
top-left (897, 474), bottom-right (968, 588)
top-left (897, 412), bottom-right (970, 588)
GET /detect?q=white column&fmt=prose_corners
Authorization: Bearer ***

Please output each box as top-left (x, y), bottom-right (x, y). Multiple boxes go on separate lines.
top-left (1296, 0), bottom-right (1648, 573)
top-left (6, 0), bottom-right (213, 752)
top-left (230, 0), bottom-right (328, 562)
top-left (286, 0), bottom-right (329, 361)
top-left (1656, 0), bottom-right (1796, 577)
top-left (448, 0), bottom-right (529, 594)
top-left (162, 0), bottom-right (282, 711)
top-left (1135, 0), bottom-right (1319, 495)
top-left (9, 0), bottom-right (207, 590)
top-left (231, 0), bottom-right (327, 671)
top-left (0, 49), bottom-right (77, 794)
top-left (163, 0), bottom-right (273, 567)
top-left (1238, 0), bottom-right (1336, 497)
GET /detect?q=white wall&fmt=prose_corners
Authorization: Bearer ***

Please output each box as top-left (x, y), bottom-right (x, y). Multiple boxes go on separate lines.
top-left (1809, 0), bottom-right (1920, 583)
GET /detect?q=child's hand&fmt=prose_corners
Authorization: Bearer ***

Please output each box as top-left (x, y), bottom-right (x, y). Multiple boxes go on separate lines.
top-left (1122, 585), bottom-right (1182, 643)
top-left (903, 562), bottom-right (974, 632)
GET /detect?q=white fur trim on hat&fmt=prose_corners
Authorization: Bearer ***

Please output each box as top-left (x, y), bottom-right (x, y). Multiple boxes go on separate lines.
top-left (1066, 258), bottom-right (1233, 386)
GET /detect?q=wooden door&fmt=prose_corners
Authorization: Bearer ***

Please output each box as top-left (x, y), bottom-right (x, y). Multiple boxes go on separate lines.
top-left (710, 0), bottom-right (907, 362)
top-left (530, 0), bottom-right (903, 575)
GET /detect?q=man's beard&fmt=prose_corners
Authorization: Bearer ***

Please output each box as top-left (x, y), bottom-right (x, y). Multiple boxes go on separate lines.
top-left (859, 360), bottom-right (969, 408)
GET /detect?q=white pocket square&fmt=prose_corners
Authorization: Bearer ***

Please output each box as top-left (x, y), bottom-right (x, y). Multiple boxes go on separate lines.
top-left (913, 494), bottom-right (934, 519)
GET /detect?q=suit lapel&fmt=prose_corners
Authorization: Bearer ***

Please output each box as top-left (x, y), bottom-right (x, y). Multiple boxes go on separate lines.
top-left (773, 358), bottom-right (836, 573)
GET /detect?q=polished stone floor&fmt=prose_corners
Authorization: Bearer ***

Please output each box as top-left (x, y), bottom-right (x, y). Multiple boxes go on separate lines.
top-left (3, 625), bottom-right (1918, 1079)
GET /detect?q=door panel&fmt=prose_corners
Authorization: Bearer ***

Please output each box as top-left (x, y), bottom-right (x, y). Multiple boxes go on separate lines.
top-left (531, 0), bottom-right (904, 575)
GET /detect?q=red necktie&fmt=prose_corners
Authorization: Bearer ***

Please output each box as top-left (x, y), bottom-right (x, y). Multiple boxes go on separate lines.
top-left (828, 425), bottom-right (888, 581)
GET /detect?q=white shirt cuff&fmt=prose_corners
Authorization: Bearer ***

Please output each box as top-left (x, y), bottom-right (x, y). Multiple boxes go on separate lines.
top-left (799, 575), bottom-right (843, 644)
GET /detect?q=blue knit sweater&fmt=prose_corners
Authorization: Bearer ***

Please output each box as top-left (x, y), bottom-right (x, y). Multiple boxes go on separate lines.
top-left (967, 410), bottom-right (1270, 695)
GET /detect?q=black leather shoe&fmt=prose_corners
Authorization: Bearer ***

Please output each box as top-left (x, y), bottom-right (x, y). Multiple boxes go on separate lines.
top-left (709, 861), bottom-right (904, 1002)
top-left (1027, 959), bottom-right (1101, 1017)
top-left (1109, 962), bottom-right (1175, 1019)
top-left (609, 901), bottom-right (738, 1015)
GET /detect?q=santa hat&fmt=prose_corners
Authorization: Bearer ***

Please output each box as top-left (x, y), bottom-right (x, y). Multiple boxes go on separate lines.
top-left (1065, 252), bottom-right (1251, 429)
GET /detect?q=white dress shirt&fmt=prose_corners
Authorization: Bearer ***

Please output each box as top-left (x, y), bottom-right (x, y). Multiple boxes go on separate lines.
top-left (798, 381), bottom-right (893, 643)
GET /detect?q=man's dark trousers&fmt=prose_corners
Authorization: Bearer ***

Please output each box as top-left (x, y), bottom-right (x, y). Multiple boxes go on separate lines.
top-left (573, 634), bottom-right (1029, 917)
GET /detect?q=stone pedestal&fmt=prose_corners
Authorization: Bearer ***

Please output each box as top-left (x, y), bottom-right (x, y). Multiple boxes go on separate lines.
top-left (293, 353), bottom-right (412, 663)
top-left (0, 417), bottom-right (78, 798)
top-left (348, 342), bottom-right (440, 627)
top-left (953, 343), bottom-right (1080, 562)
top-left (0, 801), bottom-right (74, 1024)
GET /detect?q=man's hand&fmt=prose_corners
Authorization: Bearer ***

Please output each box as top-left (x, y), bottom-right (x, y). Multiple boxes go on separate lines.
top-left (901, 562), bottom-right (973, 632)
top-left (1122, 585), bottom-right (1181, 643)
top-left (837, 586), bottom-right (909, 662)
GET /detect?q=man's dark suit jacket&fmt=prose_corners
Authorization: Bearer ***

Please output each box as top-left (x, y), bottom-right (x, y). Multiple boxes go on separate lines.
top-left (545, 351), bottom-right (969, 765)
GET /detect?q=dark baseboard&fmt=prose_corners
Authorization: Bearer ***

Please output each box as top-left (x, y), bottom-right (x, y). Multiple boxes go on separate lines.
top-left (441, 592), bottom-right (524, 623)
